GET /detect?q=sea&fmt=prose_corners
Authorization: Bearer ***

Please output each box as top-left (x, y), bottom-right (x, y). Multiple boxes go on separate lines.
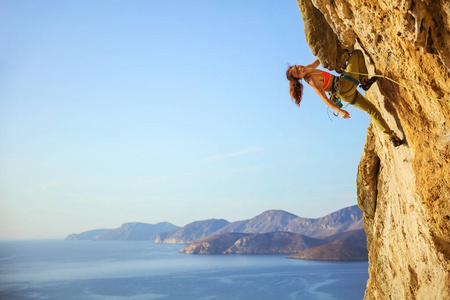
top-left (0, 240), bottom-right (368, 300)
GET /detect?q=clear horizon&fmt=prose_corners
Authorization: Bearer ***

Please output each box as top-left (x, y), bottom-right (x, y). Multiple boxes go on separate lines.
top-left (1, 0), bottom-right (369, 240)
top-left (0, 204), bottom-right (360, 241)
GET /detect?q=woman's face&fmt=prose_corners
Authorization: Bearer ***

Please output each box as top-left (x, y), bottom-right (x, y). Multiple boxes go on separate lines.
top-left (291, 65), bottom-right (307, 79)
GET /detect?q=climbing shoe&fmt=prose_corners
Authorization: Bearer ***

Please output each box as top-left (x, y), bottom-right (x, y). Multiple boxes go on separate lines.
top-left (360, 77), bottom-right (378, 91)
top-left (390, 136), bottom-right (403, 147)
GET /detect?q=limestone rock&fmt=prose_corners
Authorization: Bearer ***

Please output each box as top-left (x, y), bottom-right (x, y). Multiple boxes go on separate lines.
top-left (296, 0), bottom-right (450, 299)
top-left (297, 0), bottom-right (351, 71)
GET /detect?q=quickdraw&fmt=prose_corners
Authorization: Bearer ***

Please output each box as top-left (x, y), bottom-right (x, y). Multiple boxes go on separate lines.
top-left (329, 93), bottom-right (343, 108)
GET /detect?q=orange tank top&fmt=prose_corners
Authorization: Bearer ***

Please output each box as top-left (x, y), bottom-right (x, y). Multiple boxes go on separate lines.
top-left (319, 71), bottom-right (331, 89)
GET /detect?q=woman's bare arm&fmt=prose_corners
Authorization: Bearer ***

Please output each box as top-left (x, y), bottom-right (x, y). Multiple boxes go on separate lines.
top-left (309, 78), bottom-right (351, 119)
top-left (306, 59), bottom-right (320, 71)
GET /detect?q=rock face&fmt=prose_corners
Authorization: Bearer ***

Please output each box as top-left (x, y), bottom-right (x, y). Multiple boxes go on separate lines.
top-left (296, 0), bottom-right (350, 70)
top-left (155, 219), bottom-right (230, 244)
top-left (296, 0), bottom-right (450, 299)
top-left (180, 232), bottom-right (325, 255)
top-left (290, 229), bottom-right (368, 261)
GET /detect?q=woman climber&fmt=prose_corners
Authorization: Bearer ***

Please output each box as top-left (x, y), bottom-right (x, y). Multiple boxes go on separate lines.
top-left (286, 49), bottom-right (403, 147)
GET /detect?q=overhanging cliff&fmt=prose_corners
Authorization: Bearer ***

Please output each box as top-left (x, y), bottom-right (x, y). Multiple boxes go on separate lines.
top-left (296, 1), bottom-right (450, 299)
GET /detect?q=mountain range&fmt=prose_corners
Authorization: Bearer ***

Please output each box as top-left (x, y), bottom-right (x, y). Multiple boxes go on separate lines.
top-left (65, 205), bottom-right (367, 260)
top-left (167, 205), bottom-right (366, 260)
top-left (156, 205), bottom-right (363, 244)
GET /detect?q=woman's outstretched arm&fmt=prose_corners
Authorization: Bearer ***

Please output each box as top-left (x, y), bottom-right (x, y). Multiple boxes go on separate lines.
top-left (310, 80), bottom-right (351, 119)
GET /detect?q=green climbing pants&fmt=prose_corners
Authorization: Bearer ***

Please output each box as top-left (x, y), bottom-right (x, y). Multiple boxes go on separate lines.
top-left (338, 50), bottom-right (395, 139)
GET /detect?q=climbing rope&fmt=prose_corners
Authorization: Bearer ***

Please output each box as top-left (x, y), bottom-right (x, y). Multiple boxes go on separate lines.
top-left (341, 51), bottom-right (448, 105)
top-left (342, 69), bottom-right (449, 105)
top-left (327, 52), bottom-right (448, 121)
top-left (341, 50), bottom-right (449, 104)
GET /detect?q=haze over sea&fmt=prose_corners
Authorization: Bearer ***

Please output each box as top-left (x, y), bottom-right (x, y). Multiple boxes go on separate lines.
top-left (0, 240), bottom-right (368, 300)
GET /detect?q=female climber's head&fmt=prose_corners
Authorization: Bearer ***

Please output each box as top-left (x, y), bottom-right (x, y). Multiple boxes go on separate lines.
top-left (286, 65), bottom-right (304, 107)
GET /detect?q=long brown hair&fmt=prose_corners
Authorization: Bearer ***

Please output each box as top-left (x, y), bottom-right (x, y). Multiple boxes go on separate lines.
top-left (286, 66), bottom-right (303, 107)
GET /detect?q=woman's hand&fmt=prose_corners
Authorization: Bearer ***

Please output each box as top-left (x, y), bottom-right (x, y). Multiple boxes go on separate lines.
top-left (338, 109), bottom-right (351, 119)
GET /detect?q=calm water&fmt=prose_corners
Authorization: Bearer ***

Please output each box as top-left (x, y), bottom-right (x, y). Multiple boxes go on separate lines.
top-left (0, 240), bottom-right (368, 300)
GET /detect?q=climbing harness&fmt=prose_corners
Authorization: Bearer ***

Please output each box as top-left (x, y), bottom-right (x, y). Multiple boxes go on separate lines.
top-left (327, 74), bottom-right (357, 117)
top-left (342, 73), bottom-right (360, 86)
top-left (342, 74), bottom-right (360, 105)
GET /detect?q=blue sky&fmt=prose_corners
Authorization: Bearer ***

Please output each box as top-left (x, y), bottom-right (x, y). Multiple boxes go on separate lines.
top-left (0, 0), bottom-right (369, 239)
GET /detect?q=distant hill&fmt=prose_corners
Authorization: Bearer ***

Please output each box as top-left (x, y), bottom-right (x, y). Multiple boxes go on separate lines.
top-left (344, 218), bottom-right (364, 232)
top-left (289, 229), bottom-right (368, 261)
top-left (180, 233), bottom-right (250, 254)
top-left (214, 210), bottom-right (299, 235)
top-left (95, 222), bottom-right (180, 241)
top-left (66, 222), bottom-right (179, 241)
top-left (66, 229), bottom-right (111, 241)
top-left (224, 232), bottom-right (326, 254)
top-left (215, 205), bottom-right (363, 238)
top-left (287, 206), bottom-right (364, 238)
top-left (180, 231), bottom-right (326, 255)
top-left (155, 219), bottom-right (230, 244)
